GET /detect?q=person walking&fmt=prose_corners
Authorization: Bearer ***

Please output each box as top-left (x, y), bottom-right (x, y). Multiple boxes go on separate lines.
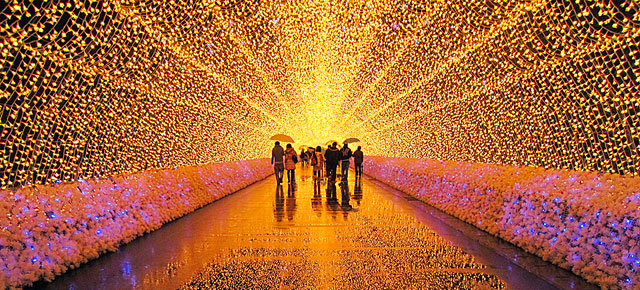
top-left (312, 145), bottom-right (326, 181)
top-left (284, 144), bottom-right (298, 184)
top-left (340, 143), bottom-right (353, 183)
top-left (352, 145), bottom-right (364, 178)
top-left (300, 148), bottom-right (308, 167)
top-left (306, 149), bottom-right (314, 166)
top-left (271, 141), bottom-right (285, 184)
top-left (324, 142), bottom-right (341, 183)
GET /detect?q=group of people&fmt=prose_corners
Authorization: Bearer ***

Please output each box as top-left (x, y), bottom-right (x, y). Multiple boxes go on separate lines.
top-left (271, 141), bottom-right (364, 185)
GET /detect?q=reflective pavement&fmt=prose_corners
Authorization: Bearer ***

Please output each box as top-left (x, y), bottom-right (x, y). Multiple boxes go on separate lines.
top-left (39, 167), bottom-right (597, 289)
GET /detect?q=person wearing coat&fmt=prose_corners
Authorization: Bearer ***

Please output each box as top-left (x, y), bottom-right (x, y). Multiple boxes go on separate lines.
top-left (312, 145), bottom-right (326, 181)
top-left (352, 146), bottom-right (364, 178)
top-left (324, 142), bottom-right (341, 183)
top-left (271, 141), bottom-right (285, 184)
top-left (340, 143), bottom-right (353, 182)
top-left (300, 149), bottom-right (308, 167)
top-left (284, 144), bottom-right (298, 184)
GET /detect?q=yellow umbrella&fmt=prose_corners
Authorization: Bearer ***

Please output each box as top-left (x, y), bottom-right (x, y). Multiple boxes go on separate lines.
top-left (270, 134), bottom-right (294, 143)
top-left (343, 137), bottom-right (360, 144)
top-left (325, 140), bottom-right (339, 146)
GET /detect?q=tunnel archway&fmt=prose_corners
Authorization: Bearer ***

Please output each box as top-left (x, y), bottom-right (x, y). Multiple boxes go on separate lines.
top-left (1, 0), bottom-right (639, 289)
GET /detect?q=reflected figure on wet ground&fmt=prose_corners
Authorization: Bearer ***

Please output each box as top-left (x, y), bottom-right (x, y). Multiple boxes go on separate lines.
top-left (311, 182), bottom-right (322, 217)
top-left (274, 184), bottom-right (284, 222)
top-left (286, 183), bottom-right (297, 221)
top-left (340, 182), bottom-right (352, 219)
top-left (353, 178), bottom-right (363, 206)
top-left (326, 179), bottom-right (337, 201)
top-left (274, 183), bottom-right (297, 222)
top-left (322, 179), bottom-right (354, 220)
top-left (325, 183), bottom-right (340, 220)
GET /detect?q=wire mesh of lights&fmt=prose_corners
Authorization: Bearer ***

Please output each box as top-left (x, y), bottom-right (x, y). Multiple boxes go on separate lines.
top-left (1, 0), bottom-right (638, 189)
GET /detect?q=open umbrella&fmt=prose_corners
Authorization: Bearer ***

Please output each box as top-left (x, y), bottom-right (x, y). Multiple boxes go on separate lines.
top-left (325, 140), bottom-right (339, 146)
top-left (270, 134), bottom-right (295, 143)
top-left (343, 137), bottom-right (360, 144)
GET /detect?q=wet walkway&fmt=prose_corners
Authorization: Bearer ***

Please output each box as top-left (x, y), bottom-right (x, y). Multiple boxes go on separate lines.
top-left (39, 167), bottom-right (596, 289)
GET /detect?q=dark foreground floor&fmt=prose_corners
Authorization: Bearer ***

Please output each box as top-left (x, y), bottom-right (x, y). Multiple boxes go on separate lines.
top-left (39, 167), bottom-right (596, 290)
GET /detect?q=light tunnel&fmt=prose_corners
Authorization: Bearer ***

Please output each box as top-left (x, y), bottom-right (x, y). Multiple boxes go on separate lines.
top-left (1, 0), bottom-right (639, 289)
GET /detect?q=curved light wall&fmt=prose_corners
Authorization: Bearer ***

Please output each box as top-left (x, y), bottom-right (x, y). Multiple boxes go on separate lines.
top-left (1, 0), bottom-right (639, 188)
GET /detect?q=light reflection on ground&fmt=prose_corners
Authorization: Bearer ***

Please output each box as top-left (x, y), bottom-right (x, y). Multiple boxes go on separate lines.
top-left (40, 167), bottom-right (595, 290)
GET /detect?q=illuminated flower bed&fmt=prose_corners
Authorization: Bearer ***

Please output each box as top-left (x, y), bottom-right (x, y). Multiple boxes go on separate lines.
top-left (0, 159), bottom-right (271, 289)
top-left (362, 156), bottom-right (640, 289)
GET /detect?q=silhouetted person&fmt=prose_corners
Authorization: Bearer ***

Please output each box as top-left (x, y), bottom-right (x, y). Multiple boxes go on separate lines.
top-left (340, 143), bottom-right (352, 183)
top-left (271, 141), bottom-right (285, 184)
top-left (324, 142), bottom-right (341, 183)
top-left (284, 144), bottom-right (298, 184)
top-left (300, 148), bottom-right (308, 167)
top-left (312, 146), bottom-right (325, 181)
top-left (306, 149), bottom-right (314, 164)
top-left (352, 146), bottom-right (363, 178)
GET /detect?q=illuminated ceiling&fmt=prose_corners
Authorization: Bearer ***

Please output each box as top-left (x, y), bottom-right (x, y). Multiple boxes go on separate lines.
top-left (1, 0), bottom-right (639, 187)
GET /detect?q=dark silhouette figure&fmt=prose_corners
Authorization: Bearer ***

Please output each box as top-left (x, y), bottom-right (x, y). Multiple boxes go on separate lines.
top-left (324, 142), bottom-right (341, 184)
top-left (352, 146), bottom-right (364, 178)
top-left (271, 141), bottom-right (285, 183)
top-left (284, 144), bottom-right (298, 184)
top-left (340, 143), bottom-right (353, 183)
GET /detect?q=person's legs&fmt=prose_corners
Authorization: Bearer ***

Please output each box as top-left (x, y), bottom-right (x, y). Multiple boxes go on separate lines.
top-left (355, 163), bottom-right (362, 177)
top-left (341, 160), bottom-right (349, 181)
top-left (291, 169), bottom-right (296, 183)
top-left (275, 163), bottom-right (284, 183)
top-left (274, 166), bottom-right (279, 181)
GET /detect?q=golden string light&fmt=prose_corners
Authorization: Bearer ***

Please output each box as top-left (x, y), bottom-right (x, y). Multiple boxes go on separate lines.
top-left (1, 0), bottom-right (639, 188)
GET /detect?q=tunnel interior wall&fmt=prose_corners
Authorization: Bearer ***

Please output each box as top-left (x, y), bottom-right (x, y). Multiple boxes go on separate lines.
top-left (0, 0), bottom-right (639, 289)
top-left (1, 0), bottom-right (639, 191)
